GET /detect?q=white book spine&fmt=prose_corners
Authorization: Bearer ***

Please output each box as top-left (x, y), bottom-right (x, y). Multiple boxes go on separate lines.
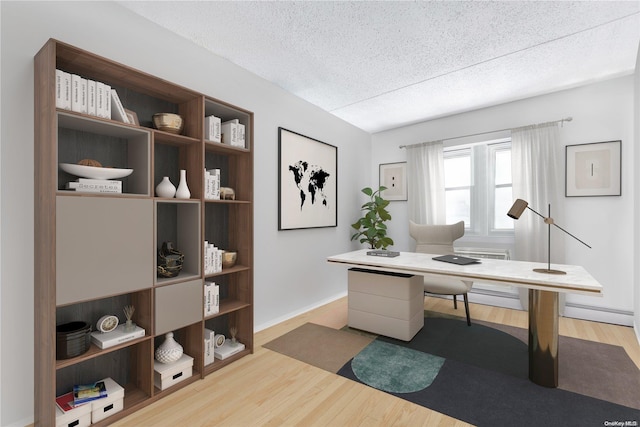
top-left (235, 123), bottom-right (246, 148)
top-left (204, 281), bottom-right (213, 316)
top-left (80, 78), bottom-right (87, 114)
top-left (71, 74), bottom-right (82, 112)
top-left (96, 82), bottom-right (105, 118)
top-left (55, 70), bottom-right (64, 109)
top-left (87, 80), bottom-right (97, 116)
top-left (77, 178), bottom-right (123, 186)
top-left (221, 122), bottom-right (238, 145)
top-left (104, 85), bottom-right (112, 120)
top-left (213, 283), bottom-right (219, 314)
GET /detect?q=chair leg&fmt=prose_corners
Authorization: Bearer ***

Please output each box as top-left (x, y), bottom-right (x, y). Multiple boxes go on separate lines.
top-left (453, 294), bottom-right (458, 309)
top-left (463, 293), bottom-right (471, 326)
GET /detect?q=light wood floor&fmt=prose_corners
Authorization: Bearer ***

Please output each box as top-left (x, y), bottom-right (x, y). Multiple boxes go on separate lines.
top-left (110, 297), bottom-right (640, 427)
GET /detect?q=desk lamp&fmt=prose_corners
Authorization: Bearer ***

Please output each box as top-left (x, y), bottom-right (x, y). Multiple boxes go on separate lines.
top-left (507, 199), bottom-right (591, 275)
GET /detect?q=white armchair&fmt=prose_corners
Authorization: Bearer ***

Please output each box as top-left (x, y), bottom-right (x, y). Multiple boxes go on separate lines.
top-left (409, 220), bottom-right (473, 326)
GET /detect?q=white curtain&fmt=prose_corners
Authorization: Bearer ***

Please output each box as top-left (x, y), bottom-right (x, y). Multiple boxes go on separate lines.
top-left (511, 122), bottom-right (565, 310)
top-left (406, 141), bottom-right (445, 224)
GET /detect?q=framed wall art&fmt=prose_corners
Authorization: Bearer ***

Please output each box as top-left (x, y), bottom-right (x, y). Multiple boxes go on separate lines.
top-left (379, 162), bottom-right (407, 201)
top-left (278, 127), bottom-right (337, 230)
top-left (565, 140), bottom-right (621, 197)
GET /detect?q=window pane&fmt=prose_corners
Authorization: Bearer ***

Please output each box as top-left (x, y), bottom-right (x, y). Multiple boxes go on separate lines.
top-left (446, 189), bottom-right (470, 226)
top-left (495, 150), bottom-right (511, 185)
top-left (494, 186), bottom-right (514, 229)
top-left (444, 156), bottom-right (470, 188)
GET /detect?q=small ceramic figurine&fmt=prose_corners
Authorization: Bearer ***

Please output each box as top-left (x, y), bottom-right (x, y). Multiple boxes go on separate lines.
top-left (220, 187), bottom-right (235, 200)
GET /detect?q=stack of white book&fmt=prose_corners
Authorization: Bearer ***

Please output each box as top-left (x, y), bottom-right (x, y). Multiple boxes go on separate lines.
top-left (56, 69), bottom-right (129, 124)
top-left (221, 119), bottom-right (246, 148)
top-left (204, 168), bottom-right (221, 200)
top-left (204, 281), bottom-right (219, 316)
top-left (66, 178), bottom-right (122, 193)
top-left (204, 241), bottom-right (222, 275)
top-left (205, 115), bottom-right (221, 142)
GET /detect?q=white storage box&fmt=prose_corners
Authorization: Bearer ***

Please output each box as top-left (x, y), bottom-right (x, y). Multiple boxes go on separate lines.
top-left (91, 377), bottom-right (125, 423)
top-left (154, 353), bottom-right (193, 391)
top-left (55, 400), bottom-right (91, 427)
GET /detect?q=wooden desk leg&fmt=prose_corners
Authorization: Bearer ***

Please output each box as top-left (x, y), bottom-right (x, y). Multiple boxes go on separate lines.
top-left (528, 289), bottom-right (559, 388)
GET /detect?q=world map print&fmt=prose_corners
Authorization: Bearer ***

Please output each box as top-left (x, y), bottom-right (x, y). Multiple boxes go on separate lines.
top-left (288, 160), bottom-right (331, 210)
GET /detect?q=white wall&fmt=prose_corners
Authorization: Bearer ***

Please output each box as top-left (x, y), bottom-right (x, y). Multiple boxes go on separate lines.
top-left (634, 42), bottom-right (640, 341)
top-left (0, 2), bottom-right (370, 425)
top-left (372, 76), bottom-right (636, 320)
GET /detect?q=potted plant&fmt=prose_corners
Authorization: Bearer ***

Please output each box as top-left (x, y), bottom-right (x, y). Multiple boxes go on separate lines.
top-left (351, 186), bottom-right (394, 249)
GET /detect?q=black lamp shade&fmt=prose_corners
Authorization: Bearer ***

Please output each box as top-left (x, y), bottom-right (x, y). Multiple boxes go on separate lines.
top-left (508, 199), bottom-right (528, 219)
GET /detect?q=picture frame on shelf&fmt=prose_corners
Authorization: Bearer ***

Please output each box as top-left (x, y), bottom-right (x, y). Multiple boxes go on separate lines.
top-left (565, 140), bottom-right (621, 197)
top-left (278, 127), bottom-right (337, 230)
top-left (124, 109), bottom-right (139, 126)
top-left (379, 162), bottom-right (407, 201)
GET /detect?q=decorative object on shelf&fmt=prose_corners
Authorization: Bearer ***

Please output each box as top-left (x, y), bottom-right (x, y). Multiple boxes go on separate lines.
top-left (351, 186), bottom-right (394, 250)
top-left (153, 113), bottom-right (184, 134)
top-left (220, 187), bottom-right (235, 200)
top-left (278, 127), bottom-right (337, 230)
top-left (229, 326), bottom-right (238, 346)
top-left (175, 169), bottom-right (191, 199)
top-left (124, 109), bottom-right (139, 125)
top-left (155, 332), bottom-right (184, 364)
top-left (221, 250), bottom-right (237, 269)
top-left (507, 198), bottom-right (591, 274)
top-left (155, 176), bottom-right (176, 198)
top-left (379, 162), bottom-right (408, 201)
top-left (56, 321), bottom-right (91, 360)
top-left (565, 140), bottom-right (621, 197)
top-left (214, 334), bottom-right (226, 348)
top-left (123, 305), bottom-right (136, 332)
top-left (157, 241), bottom-right (184, 278)
top-left (96, 314), bottom-right (119, 333)
top-left (59, 163), bottom-right (133, 180)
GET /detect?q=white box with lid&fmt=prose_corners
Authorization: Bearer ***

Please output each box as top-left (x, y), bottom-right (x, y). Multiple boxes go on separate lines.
top-left (154, 353), bottom-right (194, 390)
top-left (55, 402), bottom-right (91, 427)
top-left (91, 377), bottom-right (125, 423)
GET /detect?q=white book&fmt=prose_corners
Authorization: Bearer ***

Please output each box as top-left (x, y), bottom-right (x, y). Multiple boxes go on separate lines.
top-left (204, 281), bottom-right (214, 316)
top-left (67, 180), bottom-right (122, 192)
top-left (71, 74), bottom-right (83, 112)
top-left (55, 69), bottom-right (69, 110)
top-left (205, 115), bottom-right (221, 143)
top-left (212, 283), bottom-right (219, 314)
top-left (79, 77), bottom-right (87, 114)
top-left (110, 89), bottom-right (129, 123)
top-left (235, 123), bottom-right (246, 148)
top-left (104, 85), bottom-right (112, 120)
top-left (62, 71), bottom-right (72, 110)
top-left (214, 341), bottom-right (245, 360)
top-left (87, 80), bottom-right (96, 116)
top-left (96, 82), bottom-right (105, 118)
top-left (91, 324), bottom-right (145, 349)
top-left (221, 120), bottom-right (238, 145)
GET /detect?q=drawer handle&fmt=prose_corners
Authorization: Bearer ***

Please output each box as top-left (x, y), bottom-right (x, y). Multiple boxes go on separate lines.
top-left (104, 403), bottom-right (114, 412)
top-left (69, 421), bottom-right (79, 427)
top-left (172, 372), bottom-right (183, 380)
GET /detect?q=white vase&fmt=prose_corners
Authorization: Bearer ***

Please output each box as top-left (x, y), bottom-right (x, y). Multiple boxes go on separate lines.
top-left (175, 169), bottom-right (191, 199)
top-left (155, 332), bottom-right (183, 363)
top-left (155, 176), bottom-right (176, 198)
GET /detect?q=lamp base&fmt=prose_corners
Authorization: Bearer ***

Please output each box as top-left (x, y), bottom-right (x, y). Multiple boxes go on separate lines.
top-left (533, 268), bottom-right (566, 275)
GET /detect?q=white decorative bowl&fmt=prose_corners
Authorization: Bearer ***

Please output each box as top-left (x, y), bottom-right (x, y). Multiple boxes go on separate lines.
top-left (60, 163), bottom-right (133, 180)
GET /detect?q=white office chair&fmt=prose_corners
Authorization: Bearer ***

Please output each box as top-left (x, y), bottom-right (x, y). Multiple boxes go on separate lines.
top-left (409, 220), bottom-right (473, 326)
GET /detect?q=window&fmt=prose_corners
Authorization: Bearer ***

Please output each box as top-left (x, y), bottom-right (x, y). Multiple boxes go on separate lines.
top-left (444, 139), bottom-right (513, 237)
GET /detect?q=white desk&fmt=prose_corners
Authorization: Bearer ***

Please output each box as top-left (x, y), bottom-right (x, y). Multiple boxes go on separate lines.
top-left (328, 249), bottom-right (603, 387)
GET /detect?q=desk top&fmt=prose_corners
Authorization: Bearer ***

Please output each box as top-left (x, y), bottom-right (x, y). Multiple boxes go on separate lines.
top-left (327, 249), bottom-right (602, 296)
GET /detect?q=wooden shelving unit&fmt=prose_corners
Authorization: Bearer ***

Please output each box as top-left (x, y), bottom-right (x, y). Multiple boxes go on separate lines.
top-left (34, 39), bottom-right (253, 426)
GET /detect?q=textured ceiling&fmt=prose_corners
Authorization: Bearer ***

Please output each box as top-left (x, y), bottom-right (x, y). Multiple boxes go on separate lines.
top-left (119, 1), bottom-right (640, 133)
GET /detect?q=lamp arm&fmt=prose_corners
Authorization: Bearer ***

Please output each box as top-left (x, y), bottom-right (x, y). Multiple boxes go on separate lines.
top-left (526, 206), bottom-right (591, 249)
top-left (551, 223), bottom-right (592, 249)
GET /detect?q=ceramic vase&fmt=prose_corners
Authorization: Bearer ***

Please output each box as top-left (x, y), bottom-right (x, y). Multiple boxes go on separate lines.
top-left (155, 332), bottom-right (183, 363)
top-left (156, 176), bottom-right (176, 198)
top-left (175, 169), bottom-right (191, 199)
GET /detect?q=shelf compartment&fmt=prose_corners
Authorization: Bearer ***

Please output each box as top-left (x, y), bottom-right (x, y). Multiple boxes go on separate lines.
top-left (204, 98), bottom-right (252, 151)
top-left (204, 305), bottom-right (253, 357)
top-left (153, 137), bottom-right (203, 200)
top-left (155, 200), bottom-right (201, 285)
top-left (204, 149), bottom-right (252, 202)
top-left (152, 323), bottom-right (202, 394)
top-left (57, 112), bottom-right (151, 195)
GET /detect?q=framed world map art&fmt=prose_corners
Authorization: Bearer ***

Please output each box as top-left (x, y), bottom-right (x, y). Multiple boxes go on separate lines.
top-left (278, 128), bottom-right (337, 230)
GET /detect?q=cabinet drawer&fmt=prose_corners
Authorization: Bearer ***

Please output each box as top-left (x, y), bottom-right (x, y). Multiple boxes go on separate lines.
top-left (155, 279), bottom-right (203, 335)
top-left (56, 197), bottom-right (153, 305)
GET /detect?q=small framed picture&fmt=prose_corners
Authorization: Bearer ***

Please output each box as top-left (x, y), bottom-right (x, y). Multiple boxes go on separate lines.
top-left (565, 140), bottom-right (621, 197)
top-left (124, 109), bottom-right (139, 126)
top-left (379, 162), bottom-right (407, 201)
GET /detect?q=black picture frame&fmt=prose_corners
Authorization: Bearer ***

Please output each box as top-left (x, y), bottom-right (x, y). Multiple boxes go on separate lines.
top-left (278, 127), bottom-right (337, 230)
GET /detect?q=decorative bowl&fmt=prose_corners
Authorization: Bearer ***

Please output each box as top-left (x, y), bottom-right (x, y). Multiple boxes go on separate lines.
top-left (157, 241), bottom-right (184, 278)
top-left (153, 113), bottom-right (184, 134)
top-left (56, 321), bottom-right (91, 360)
top-left (222, 251), bottom-right (237, 269)
top-left (59, 163), bottom-right (133, 180)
